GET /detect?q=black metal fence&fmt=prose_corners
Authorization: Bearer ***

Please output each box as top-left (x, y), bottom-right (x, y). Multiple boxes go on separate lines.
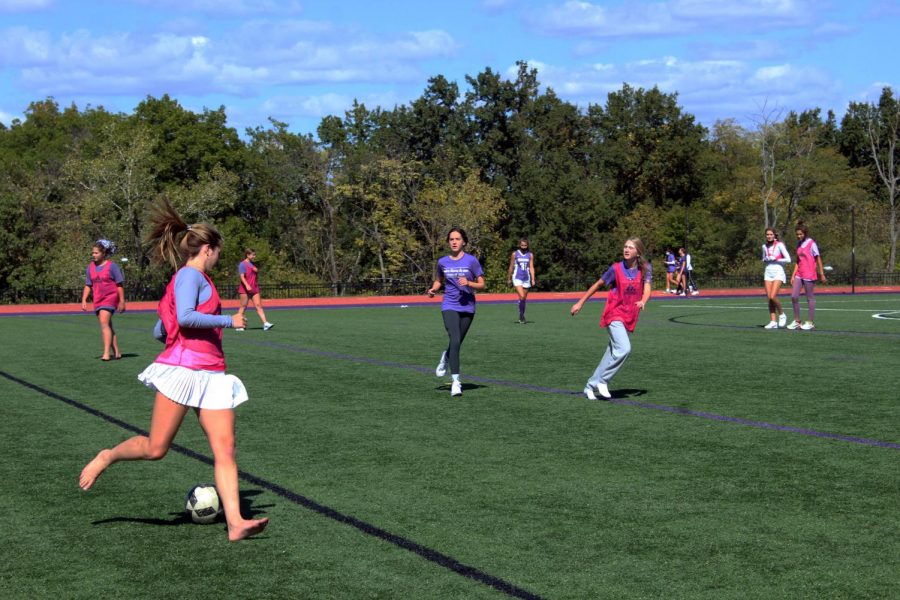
top-left (3, 272), bottom-right (900, 304)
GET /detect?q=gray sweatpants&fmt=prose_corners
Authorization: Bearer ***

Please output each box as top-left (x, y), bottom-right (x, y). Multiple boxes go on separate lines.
top-left (587, 320), bottom-right (632, 388)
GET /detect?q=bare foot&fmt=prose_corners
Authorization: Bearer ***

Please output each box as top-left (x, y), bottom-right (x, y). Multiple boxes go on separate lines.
top-left (228, 518), bottom-right (269, 542)
top-left (79, 449), bottom-right (112, 490)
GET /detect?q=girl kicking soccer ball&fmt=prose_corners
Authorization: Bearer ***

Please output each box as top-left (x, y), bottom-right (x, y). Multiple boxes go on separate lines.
top-left (79, 199), bottom-right (268, 542)
top-left (570, 238), bottom-right (652, 400)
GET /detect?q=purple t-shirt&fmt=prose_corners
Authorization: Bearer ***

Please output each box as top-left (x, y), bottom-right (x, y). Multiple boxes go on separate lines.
top-left (600, 261), bottom-right (653, 287)
top-left (437, 252), bottom-right (484, 313)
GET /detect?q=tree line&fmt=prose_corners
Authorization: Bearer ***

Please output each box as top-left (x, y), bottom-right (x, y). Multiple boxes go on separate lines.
top-left (1, 62), bottom-right (897, 301)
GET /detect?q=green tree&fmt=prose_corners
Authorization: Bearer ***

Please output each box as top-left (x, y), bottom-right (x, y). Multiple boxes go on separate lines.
top-left (132, 94), bottom-right (245, 186)
top-left (842, 88), bottom-right (900, 270)
top-left (587, 84), bottom-right (707, 209)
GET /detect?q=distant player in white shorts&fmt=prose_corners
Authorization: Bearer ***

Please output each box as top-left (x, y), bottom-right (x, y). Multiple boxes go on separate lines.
top-left (761, 227), bottom-right (791, 328)
top-left (507, 237), bottom-right (535, 324)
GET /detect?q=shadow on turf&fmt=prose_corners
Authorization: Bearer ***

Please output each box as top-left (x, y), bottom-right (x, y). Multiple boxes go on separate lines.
top-left (91, 490), bottom-right (271, 528)
top-left (612, 388), bottom-right (647, 399)
top-left (435, 382), bottom-right (487, 393)
top-left (95, 353), bottom-right (140, 361)
top-left (579, 387), bottom-right (648, 401)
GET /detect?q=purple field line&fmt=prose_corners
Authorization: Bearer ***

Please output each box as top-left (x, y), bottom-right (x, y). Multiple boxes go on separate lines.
top-left (246, 339), bottom-right (900, 451)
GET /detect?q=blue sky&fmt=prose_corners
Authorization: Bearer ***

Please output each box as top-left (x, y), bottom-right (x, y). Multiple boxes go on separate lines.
top-left (1, 0), bottom-right (898, 137)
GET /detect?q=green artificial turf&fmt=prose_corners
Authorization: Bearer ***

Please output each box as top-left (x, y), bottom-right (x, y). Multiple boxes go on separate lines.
top-left (1, 294), bottom-right (898, 599)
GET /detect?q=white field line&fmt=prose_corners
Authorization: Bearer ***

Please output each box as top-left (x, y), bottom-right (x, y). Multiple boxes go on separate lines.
top-left (661, 303), bottom-right (900, 313)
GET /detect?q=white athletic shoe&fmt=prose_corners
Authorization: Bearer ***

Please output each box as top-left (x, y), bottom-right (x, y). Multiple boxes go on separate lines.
top-left (583, 386), bottom-right (598, 400)
top-left (435, 351), bottom-right (448, 377)
top-left (778, 313), bottom-right (787, 328)
top-left (263, 322), bottom-right (274, 331)
top-left (596, 382), bottom-right (611, 399)
top-left (764, 321), bottom-right (778, 329)
top-left (235, 328), bottom-right (245, 332)
top-left (800, 321), bottom-right (816, 330)
top-left (450, 380), bottom-right (462, 396)
top-left (690, 290), bottom-right (700, 296)
top-left (786, 320), bottom-right (801, 330)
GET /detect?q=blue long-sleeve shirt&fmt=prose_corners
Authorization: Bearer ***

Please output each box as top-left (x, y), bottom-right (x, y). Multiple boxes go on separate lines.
top-left (154, 267), bottom-right (231, 341)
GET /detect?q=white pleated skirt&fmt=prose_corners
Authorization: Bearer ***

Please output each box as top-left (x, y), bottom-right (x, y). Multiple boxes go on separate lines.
top-left (138, 363), bottom-right (248, 410)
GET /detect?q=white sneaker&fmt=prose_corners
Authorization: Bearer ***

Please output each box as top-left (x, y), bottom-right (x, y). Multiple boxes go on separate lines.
top-left (764, 321), bottom-right (778, 329)
top-left (450, 381), bottom-right (462, 396)
top-left (596, 382), bottom-right (611, 399)
top-left (786, 320), bottom-right (801, 330)
top-left (263, 322), bottom-right (274, 331)
top-left (235, 328), bottom-right (245, 332)
top-left (583, 386), bottom-right (597, 400)
top-left (778, 313), bottom-right (787, 328)
top-left (800, 321), bottom-right (815, 330)
top-left (690, 290), bottom-right (700, 296)
top-left (435, 351), bottom-right (448, 377)
top-left (678, 292), bottom-right (686, 296)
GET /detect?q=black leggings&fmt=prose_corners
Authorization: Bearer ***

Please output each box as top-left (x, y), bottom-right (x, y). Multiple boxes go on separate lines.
top-left (442, 310), bottom-right (474, 375)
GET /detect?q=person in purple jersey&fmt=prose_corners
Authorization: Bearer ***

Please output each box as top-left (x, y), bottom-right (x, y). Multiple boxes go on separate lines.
top-left (507, 237), bottom-right (536, 324)
top-left (427, 227), bottom-right (486, 397)
top-left (81, 239), bottom-right (126, 361)
top-left (664, 247), bottom-right (677, 294)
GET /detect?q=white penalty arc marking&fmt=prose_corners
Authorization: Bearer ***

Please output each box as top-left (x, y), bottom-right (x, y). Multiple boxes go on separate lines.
top-left (663, 303), bottom-right (900, 313)
top-left (873, 311), bottom-right (900, 320)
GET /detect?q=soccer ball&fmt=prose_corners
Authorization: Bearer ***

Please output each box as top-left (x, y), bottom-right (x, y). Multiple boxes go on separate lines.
top-left (185, 484), bottom-right (223, 524)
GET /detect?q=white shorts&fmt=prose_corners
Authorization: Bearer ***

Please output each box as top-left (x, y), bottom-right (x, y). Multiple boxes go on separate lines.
top-left (512, 278), bottom-right (531, 289)
top-left (138, 363), bottom-right (248, 410)
top-left (764, 264), bottom-right (786, 283)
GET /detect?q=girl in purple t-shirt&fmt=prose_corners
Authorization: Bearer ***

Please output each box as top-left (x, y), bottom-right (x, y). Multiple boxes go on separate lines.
top-left (426, 228), bottom-right (486, 397)
top-left (81, 239), bottom-right (126, 361)
top-left (507, 237), bottom-right (536, 324)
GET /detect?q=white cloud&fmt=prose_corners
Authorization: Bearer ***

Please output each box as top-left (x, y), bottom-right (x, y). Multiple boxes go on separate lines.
top-left (521, 55), bottom-right (841, 125)
top-left (481, 0), bottom-right (518, 13)
top-left (534, 0), bottom-right (817, 37)
top-left (1, 21), bottom-right (459, 96)
top-left (261, 90), bottom-right (407, 120)
top-left (0, 0), bottom-right (51, 11)
top-left (0, 26), bottom-right (52, 65)
top-left (0, 108), bottom-right (18, 125)
top-left (688, 39), bottom-right (787, 61)
top-left (128, 0), bottom-right (303, 16)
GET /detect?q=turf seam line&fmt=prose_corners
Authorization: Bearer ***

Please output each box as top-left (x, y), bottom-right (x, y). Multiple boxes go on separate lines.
top-left (0, 369), bottom-right (545, 600)
top-left (240, 339), bottom-right (900, 451)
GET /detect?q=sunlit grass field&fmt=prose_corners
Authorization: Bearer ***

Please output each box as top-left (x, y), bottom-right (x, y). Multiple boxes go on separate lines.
top-left (2, 293), bottom-right (898, 599)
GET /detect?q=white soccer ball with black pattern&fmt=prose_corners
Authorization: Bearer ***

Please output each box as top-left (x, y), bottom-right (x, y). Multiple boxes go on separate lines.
top-left (185, 484), bottom-right (223, 524)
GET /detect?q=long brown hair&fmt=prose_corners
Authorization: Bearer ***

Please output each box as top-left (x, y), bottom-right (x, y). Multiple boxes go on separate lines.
top-left (145, 198), bottom-right (223, 270)
top-left (794, 221), bottom-right (809, 246)
top-left (626, 237), bottom-right (647, 282)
